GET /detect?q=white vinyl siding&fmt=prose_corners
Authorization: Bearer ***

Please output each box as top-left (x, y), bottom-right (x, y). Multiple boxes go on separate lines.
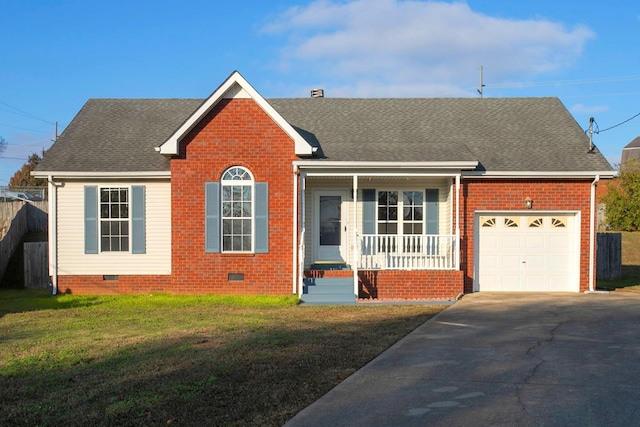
top-left (57, 180), bottom-right (171, 275)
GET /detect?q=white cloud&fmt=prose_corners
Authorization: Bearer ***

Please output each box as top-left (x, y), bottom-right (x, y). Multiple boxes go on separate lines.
top-left (570, 103), bottom-right (609, 115)
top-left (263, 0), bottom-right (594, 97)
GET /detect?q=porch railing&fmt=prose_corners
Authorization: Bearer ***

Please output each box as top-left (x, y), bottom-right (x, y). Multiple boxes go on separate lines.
top-left (358, 234), bottom-right (457, 270)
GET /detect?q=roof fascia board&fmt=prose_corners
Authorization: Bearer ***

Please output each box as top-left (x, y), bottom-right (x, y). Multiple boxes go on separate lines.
top-left (32, 171), bottom-right (171, 179)
top-left (294, 160), bottom-right (479, 170)
top-left (463, 171), bottom-right (618, 179)
top-left (158, 71), bottom-right (313, 156)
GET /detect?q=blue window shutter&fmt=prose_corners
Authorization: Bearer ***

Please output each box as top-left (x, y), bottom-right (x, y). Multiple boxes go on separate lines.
top-left (205, 182), bottom-right (220, 253)
top-left (84, 186), bottom-right (98, 254)
top-left (255, 182), bottom-right (269, 253)
top-left (362, 189), bottom-right (376, 235)
top-left (426, 189), bottom-right (439, 235)
top-left (131, 186), bottom-right (146, 254)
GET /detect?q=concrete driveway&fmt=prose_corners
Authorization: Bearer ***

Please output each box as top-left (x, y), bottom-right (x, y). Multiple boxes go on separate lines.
top-left (285, 292), bottom-right (640, 427)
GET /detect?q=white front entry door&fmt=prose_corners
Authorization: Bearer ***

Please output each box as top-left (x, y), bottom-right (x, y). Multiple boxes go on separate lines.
top-left (475, 213), bottom-right (579, 292)
top-left (314, 191), bottom-right (348, 263)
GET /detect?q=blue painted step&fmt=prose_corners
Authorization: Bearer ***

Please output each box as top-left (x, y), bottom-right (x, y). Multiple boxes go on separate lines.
top-left (302, 278), bottom-right (356, 304)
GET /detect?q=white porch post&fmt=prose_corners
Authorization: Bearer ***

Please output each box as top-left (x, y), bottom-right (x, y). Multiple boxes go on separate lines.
top-left (455, 174), bottom-right (461, 270)
top-left (298, 171), bottom-right (307, 296)
top-left (292, 165), bottom-right (298, 295)
top-left (353, 175), bottom-right (359, 298)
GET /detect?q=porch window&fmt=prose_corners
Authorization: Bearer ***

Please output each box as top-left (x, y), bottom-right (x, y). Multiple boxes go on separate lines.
top-left (377, 190), bottom-right (426, 236)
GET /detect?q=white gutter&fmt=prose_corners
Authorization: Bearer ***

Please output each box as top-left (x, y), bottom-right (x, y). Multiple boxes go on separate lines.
top-left (294, 160), bottom-right (479, 169)
top-left (464, 171), bottom-right (617, 179)
top-left (588, 175), bottom-right (600, 292)
top-left (47, 176), bottom-right (60, 295)
top-left (32, 171), bottom-right (171, 179)
top-left (292, 165), bottom-right (298, 295)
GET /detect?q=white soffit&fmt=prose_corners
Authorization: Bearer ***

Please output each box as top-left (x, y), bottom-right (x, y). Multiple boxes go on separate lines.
top-left (157, 71), bottom-right (314, 156)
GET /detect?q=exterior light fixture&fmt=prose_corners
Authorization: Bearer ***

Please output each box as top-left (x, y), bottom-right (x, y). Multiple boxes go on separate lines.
top-left (525, 197), bottom-right (533, 209)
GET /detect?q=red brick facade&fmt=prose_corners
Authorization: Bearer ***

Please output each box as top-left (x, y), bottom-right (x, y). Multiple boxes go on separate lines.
top-left (169, 98), bottom-right (298, 295)
top-left (460, 179), bottom-right (593, 293)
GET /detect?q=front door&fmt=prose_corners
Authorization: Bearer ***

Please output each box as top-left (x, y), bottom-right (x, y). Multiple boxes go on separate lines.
top-left (314, 191), bottom-right (348, 262)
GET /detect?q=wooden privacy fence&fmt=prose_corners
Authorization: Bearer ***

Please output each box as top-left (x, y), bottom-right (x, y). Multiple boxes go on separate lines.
top-left (0, 201), bottom-right (48, 284)
top-left (24, 242), bottom-right (48, 288)
top-left (596, 232), bottom-right (622, 281)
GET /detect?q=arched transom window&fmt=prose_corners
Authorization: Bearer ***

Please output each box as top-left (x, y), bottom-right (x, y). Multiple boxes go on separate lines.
top-left (221, 166), bottom-right (254, 252)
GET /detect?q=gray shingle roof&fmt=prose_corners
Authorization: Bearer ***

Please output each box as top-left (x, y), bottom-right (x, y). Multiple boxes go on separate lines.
top-left (268, 97), bottom-right (613, 171)
top-left (36, 96), bottom-right (613, 174)
top-left (37, 98), bottom-right (203, 173)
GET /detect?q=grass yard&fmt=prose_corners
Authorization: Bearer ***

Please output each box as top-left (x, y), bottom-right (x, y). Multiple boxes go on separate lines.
top-left (0, 290), bottom-right (446, 426)
top-left (597, 231), bottom-right (640, 291)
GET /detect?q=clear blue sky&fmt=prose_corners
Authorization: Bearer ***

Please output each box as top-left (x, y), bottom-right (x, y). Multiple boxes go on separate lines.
top-left (1, 0), bottom-right (638, 185)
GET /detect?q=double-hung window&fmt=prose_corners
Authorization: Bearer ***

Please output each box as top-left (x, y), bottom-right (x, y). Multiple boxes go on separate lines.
top-left (100, 187), bottom-right (129, 251)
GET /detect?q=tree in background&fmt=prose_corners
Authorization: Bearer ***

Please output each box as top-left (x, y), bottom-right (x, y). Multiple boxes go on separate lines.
top-left (603, 159), bottom-right (640, 231)
top-left (9, 150), bottom-right (47, 187)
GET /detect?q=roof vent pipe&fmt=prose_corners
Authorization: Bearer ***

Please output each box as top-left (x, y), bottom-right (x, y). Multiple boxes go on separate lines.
top-left (311, 89), bottom-right (324, 98)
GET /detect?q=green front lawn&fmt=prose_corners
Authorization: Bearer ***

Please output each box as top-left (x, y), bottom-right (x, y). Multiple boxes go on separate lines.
top-left (0, 290), bottom-right (445, 426)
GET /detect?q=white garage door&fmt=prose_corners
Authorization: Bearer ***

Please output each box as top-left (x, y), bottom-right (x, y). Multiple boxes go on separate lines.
top-left (476, 213), bottom-right (578, 292)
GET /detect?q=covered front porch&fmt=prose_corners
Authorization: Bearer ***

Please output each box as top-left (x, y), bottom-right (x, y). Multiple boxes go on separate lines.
top-left (293, 162), bottom-right (472, 302)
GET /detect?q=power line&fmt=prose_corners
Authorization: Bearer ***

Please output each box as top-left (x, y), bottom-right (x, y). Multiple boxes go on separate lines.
top-left (0, 123), bottom-right (51, 133)
top-left (488, 74), bottom-right (640, 90)
top-left (594, 111), bottom-right (640, 134)
top-left (0, 101), bottom-right (55, 125)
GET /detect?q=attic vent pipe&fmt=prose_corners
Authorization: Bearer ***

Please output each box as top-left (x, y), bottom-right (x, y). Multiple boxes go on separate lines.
top-left (311, 89), bottom-right (324, 98)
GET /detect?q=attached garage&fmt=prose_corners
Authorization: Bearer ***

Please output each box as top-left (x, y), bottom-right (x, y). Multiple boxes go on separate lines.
top-left (474, 212), bottom-right (580, 292)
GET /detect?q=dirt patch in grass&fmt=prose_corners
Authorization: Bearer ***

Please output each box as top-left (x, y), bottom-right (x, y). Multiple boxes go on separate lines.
top-left (0, 292), bottom-right (446, 426)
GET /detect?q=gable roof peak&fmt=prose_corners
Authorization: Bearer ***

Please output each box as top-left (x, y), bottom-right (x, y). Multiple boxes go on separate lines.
top-left (157, 71), bottom-right (314, 156)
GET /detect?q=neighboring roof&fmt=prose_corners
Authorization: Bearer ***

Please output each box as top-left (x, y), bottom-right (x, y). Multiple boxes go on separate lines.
top-left (36, 94), bottom-right (613, 175)
top-left (624, 136), bottom-right (640, 149)
top-left (621, 136), bottom-right (640, 167)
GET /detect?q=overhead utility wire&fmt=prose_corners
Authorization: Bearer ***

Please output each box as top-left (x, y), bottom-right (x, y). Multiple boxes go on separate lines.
top-left (488, 75), bottom-right (640, 89)
top-left (0, 101), bottom-right (55, 125)
top-left (593, 111), bottom-right (640, 134)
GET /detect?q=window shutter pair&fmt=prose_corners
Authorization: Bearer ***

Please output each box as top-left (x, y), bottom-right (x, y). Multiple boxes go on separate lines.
top-left (84, 186), bottom-right (146, 254)
top-left (360, 188), bottom-right (439, 234)
top-left (205, 182), bottom-right (269, 253)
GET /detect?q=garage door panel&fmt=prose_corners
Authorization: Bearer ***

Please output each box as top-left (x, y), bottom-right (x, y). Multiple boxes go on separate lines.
top-left (549, 235), bottom-right (571, 249)
top-left (477, 213), bottom-right (578, 292)
top-left (525, 235), bottom-right (545, 249)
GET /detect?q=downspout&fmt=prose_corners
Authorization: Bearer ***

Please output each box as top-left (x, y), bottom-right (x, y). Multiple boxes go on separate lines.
top-left (47, 176), bottom-right (59, 295)
top-left (292, 165), bottom-right (298, 295)
top-left (588, 175), bottom-right (600, 292)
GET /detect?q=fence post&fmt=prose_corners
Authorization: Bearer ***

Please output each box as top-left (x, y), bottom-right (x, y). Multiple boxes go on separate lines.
top-left (596, 232), bottom-right (622, 280)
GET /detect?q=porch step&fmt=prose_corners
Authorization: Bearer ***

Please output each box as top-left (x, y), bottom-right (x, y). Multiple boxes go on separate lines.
top-left (310, 262), bottom-right (351, 271)
top-left (302, 278), bottom-right (356, 304)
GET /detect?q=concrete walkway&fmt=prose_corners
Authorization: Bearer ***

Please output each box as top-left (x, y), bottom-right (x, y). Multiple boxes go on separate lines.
top-left (285, 292), bottom-right (640, 427)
